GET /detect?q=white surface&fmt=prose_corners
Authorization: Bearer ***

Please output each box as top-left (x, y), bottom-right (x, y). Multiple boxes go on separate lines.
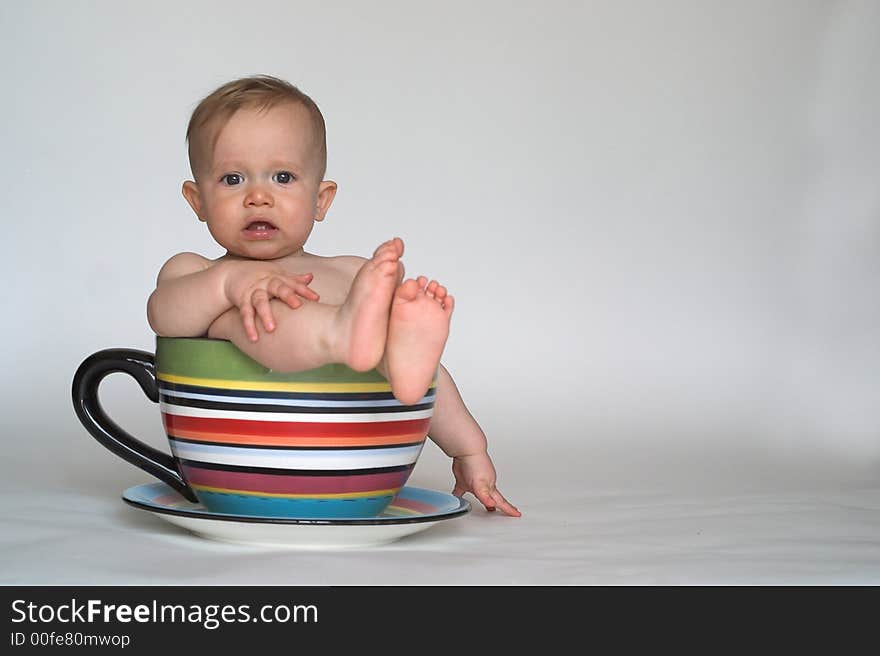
top-left (2, 1), bottom-right (880, 584)
top-left (3, 443), bottom-right (880, 584)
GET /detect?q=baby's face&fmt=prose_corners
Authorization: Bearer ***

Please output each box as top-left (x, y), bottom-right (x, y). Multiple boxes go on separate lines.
top-left (187, 102), bottom-right (332, 259)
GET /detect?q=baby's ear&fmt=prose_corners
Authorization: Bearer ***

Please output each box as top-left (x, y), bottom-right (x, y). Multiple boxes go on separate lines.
top-left (314, 180), bottom-right (337, 222)
top-left (181, 181), bottom-right (205, 222)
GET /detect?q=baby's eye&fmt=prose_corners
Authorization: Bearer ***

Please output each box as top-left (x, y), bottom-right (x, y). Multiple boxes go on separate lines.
top-left (273, 171), bottom-right (295, 184)
top-left (221, 173), bottom-right (243, 186)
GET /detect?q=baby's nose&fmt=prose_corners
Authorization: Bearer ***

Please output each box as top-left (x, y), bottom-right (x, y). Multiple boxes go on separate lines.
top-left (244, 184), bottom-right (273, 207)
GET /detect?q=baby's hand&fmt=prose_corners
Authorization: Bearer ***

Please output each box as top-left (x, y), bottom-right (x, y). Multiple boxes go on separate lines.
top-left (451, 452), bottom-right (521, 517)
top-left (223, 262), bottom-right (320, 342)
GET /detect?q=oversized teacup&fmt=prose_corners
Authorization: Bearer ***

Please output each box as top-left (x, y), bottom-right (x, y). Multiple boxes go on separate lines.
top-left (72, 337), bottom-right (434, 518)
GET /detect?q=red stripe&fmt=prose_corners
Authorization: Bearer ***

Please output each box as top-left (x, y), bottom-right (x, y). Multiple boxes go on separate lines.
top-left (163, 414), bottom-right (430, 438)
top-left (181, 465), bottom-right (413, 495)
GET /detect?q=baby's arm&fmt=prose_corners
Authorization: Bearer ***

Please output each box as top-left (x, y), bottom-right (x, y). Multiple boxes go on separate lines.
top-left (429, 364), bottom-right (521, 517)
top-left (147, 253), bottom-right (317, 338)
top-left (147, 253), bottom-right (232, 337)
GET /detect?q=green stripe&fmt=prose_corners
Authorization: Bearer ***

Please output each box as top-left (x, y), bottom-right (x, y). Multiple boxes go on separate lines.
top-left (155, 337), bottom-right (388, 383)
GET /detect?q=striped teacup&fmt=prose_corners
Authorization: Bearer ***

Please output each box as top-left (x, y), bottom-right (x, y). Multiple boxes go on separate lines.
top-left (72, 337), bottom-right (434, 518)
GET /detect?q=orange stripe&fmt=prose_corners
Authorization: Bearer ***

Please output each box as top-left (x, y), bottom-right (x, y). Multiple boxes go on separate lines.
top-left (168, 428), bottom-right (428, 447)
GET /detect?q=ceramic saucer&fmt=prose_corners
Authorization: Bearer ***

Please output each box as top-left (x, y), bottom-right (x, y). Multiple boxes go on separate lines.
top-left (122, 482), bottom-right (470, 549)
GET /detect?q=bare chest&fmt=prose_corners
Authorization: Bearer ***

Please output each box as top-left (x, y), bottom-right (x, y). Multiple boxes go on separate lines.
top-left (284, 257), bottom-right (359, 306)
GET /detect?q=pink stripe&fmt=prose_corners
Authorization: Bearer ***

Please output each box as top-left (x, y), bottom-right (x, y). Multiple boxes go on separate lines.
top-left (181, 465), bottom-right (412, 494)
top-left (392, 497), bottom-right (437, 514)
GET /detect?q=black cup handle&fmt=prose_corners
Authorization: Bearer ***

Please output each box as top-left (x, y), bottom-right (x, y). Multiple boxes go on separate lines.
top-left (72, 348), bottom-right (198, 502)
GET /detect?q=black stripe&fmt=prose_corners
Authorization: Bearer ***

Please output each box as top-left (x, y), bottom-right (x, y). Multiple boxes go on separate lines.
top-left (168, 435), bottom-right (426, 451)
top-left (158, 380), bottom-right (436, 402)
top-left (178, 459), bottom-right (414, 477)
top-left (159, 393), bottom-right (434, 414)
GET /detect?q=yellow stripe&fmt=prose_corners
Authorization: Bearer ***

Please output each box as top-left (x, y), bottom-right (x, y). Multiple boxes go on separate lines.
top-left (192, 484), bottom-right (401, 500)
top-left (157, 372), bottom-right (405, 393)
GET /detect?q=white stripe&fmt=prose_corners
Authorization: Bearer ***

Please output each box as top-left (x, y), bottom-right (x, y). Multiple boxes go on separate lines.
top-left (161, 389), bottom-right (434, 408)
top-left (170, 440), bottom-right (424, 470)
top-left (160, 401), bottom-right (433, 423)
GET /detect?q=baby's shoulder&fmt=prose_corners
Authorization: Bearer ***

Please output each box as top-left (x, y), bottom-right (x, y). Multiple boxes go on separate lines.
top-left (156, 251), bottom-right (212, 282)
top-left (328, 253), bottom-right (368, 270)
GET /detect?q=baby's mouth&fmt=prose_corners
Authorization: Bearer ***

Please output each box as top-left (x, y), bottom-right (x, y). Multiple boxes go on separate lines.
top-left (245, 220), bottom-right (277, 232)
top-left (241, 219), bottom-right (279, 240)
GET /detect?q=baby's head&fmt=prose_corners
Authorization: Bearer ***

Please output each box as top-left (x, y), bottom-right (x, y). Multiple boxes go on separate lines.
top-left (186, 74), bottom-right (327, 182)
top-left (182, 75), bottom-right (337, 259)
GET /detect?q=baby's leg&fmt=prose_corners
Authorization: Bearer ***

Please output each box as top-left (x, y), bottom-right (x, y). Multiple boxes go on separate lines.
top-left (382, 276), bottom-right (454, 405)
top-left (209, 300), bottom-right (343, 372)
top-left (208, 239), bottom-right (403, 373)
top-left (330, 238), bottom-right (403, 371)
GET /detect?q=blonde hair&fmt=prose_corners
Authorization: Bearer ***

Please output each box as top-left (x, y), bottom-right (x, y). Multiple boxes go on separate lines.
top-left (186, 75), bottom-right (327, 180)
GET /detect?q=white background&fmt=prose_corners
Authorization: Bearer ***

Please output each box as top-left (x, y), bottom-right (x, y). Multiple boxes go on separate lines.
top-left (2, 0), bottom-right (879, 584)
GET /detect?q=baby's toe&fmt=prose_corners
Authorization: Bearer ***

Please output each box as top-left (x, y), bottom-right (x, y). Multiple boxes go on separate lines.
top-left (394, 278), bottom-right (421, 301)
top-left (373, 238), bottom-right (402, 260)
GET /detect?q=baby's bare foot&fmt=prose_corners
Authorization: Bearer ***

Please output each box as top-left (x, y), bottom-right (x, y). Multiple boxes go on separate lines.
top-left (385, 275), bottom-right (454, 405)
top-left (333, 237), bottom-right (403, 371)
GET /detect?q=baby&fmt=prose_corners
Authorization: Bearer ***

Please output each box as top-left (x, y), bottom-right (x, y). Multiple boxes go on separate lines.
top-left (147, 75), bottom-right (519, 517)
